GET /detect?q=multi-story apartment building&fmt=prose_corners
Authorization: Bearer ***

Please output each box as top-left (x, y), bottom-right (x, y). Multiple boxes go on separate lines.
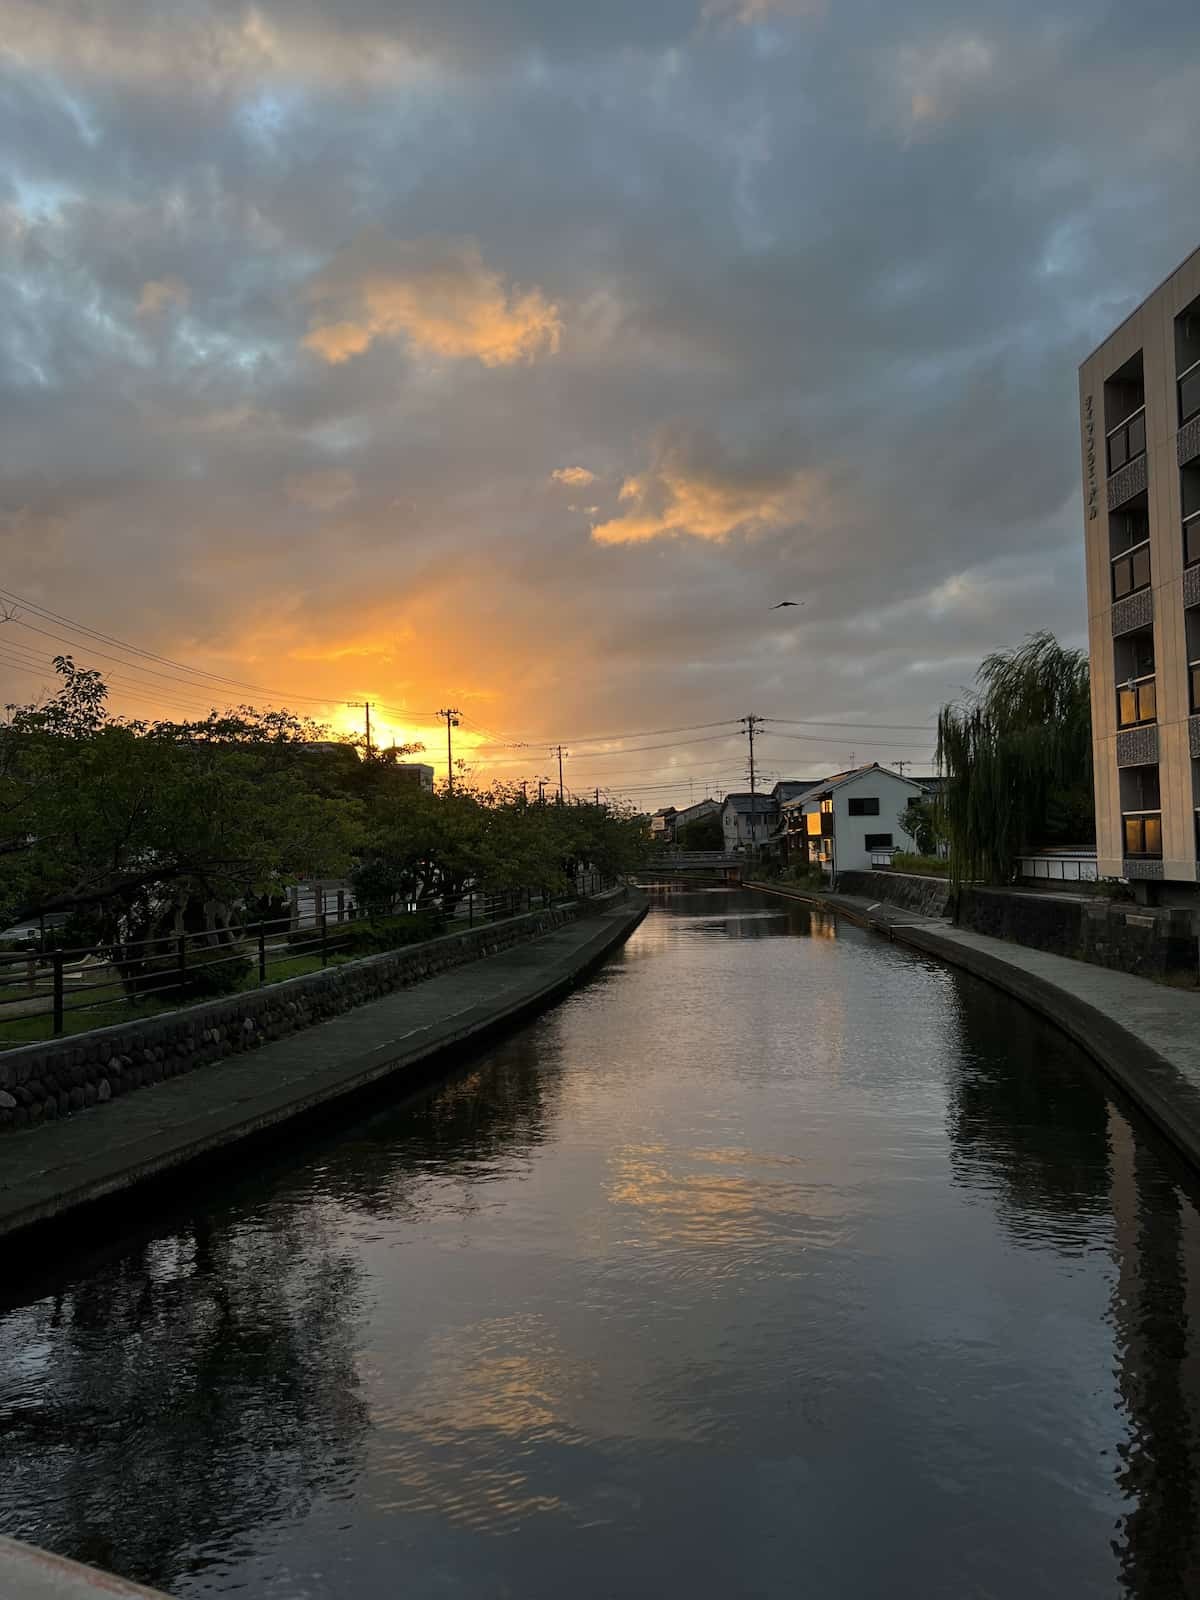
top-left (1080, 245), bottom-right (1200, 892)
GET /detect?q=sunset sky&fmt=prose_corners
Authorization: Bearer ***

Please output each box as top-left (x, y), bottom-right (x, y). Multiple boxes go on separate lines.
top-left (4, 0), bottom-right (1200, 801)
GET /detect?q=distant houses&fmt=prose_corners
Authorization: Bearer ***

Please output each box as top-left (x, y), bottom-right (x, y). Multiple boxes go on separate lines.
top-left (650, 764), bottom-right (936, 876)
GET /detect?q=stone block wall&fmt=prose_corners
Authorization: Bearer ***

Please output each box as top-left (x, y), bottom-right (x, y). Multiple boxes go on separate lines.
top-left (0, 903), bottom-right (586, 1133)
top-left (957, 887), bottom-right (1198, 983)
top-left (837, 870), bottom-right (952, 918)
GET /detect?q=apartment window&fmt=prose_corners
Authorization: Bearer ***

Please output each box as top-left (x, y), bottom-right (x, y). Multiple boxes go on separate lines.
top-left (1105, 353), bottom-right (1146, 476)
top-left (1109, 499), bottom-right (1151, 599)
top-left (1124, 813), bottom-right (1163, 858)
top-left (1184, 463), bottom-right (1200, 569)
top-left (1176, 297), bottom-right (1200, 425)
top-left (1115, 628), bottom-right (1156, 728)
top-left (847, 796), bottom-right (880, 816)
top-left (1120, 764), bottom-right (1162, 859)
top-left (864, 832), bottom-right (893, 851)
top-left (1187, 608), bottom-right (1200, 716)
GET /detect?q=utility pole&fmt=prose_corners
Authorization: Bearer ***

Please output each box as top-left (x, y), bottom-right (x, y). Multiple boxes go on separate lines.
top-left (741, 714), bottom-right (763, 858)
top-left (347, 701), bottom-right (372, 757)
top-left (595, 786), bottom-right (600, 807)
top-left (896, 760), bottom-right (909, 777)
top-left (438, 708), bottom-right (460, 793)
top-left (551, 744), bottom-right (567, 805)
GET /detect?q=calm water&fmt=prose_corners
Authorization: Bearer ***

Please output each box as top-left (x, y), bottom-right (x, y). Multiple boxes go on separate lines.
top-left (3, 886), bottom-right (1200, 1598)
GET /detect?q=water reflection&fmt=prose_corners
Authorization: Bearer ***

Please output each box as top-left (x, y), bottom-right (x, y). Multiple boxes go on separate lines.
top-left (0, 1214), bottom-right (369, 1592)
top-left (2, 889), bottom-right (1200, 1598)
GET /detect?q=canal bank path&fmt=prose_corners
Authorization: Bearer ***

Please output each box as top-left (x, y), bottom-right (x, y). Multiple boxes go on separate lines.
top-left (749, 879), bottom-right (1200, 1174)
top-left (0, 893), bottom-right (647, 1246)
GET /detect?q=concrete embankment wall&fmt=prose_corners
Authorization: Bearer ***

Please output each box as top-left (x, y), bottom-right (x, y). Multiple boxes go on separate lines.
top-left (957, 886), bottom-right (1198, 984)
top-left (0, 903), bottom-right (584, 1134)
top-left (835, 870), bottom-right (951, 918)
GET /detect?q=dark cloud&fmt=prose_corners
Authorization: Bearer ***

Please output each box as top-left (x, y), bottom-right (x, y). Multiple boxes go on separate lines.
top-left (2, 0), bottom-right (1199, 789)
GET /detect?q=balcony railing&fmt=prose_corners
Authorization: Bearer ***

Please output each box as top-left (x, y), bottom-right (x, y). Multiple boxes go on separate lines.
top-left (1180, 359), bottom-right (1200, 428)
top-left (1117, 673), bottom-right (1156, 728)
top-left (1111, 539), bottom-right (1151, 600)
top-left (1186, 509), bottom-right (1200, 569)
top-left (1123, 811), bottom-right (1163, 859)
top-left (1107, 406), bottom-right (1147, 475)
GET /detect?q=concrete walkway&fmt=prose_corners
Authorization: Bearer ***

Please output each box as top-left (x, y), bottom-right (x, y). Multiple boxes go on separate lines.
top-left (752, 881), bottom-right (1200, 1172)
top-left (0, 896), bottom-right (646, 1243)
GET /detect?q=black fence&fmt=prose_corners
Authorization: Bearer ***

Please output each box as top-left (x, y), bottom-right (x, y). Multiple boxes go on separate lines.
top-left (0, 873), bottom-right (615, 1040)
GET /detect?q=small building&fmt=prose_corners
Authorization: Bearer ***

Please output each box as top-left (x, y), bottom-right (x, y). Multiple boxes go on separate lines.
top-left (721, 792), bottom-right (779, 853)
top-left (650, 806), bottom-right (678, 845)
top-left (781, 764), bottom-right (924, 878)
top-left (394, 763), bottom-right (435, 791)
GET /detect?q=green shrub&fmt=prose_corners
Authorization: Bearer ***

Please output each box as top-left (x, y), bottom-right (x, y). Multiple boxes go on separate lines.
top-left (889, 852), bottom-right (949, 878)
top-left (337, 910), bottom-right (445, 957)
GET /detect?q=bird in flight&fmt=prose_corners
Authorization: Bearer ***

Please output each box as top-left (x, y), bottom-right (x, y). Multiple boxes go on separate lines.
top-left (770, 600), bottom-right (803, 609)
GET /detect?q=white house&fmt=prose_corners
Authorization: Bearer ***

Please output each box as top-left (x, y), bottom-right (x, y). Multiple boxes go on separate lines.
top-left (781, 764), bottom-right (924, 878)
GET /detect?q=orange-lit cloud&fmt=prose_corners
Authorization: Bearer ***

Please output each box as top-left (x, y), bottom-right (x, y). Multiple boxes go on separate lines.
top-left (303, 232), bottom-right (562, 368)
top-left (136, 276), bottom-right (189, 317)
top-left (591, 432), bottom-right (815, 546)
top-left (550, 466), bottom-right (596, 487)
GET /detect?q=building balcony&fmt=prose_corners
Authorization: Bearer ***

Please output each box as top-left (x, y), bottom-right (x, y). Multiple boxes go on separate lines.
top-left (1116, 674), bottom-right (1156, 729)
top-left (1180, 358), bottom-right (1200, 429)
top-left (1123, 811), bottom-right (1163, 859)
top-left (1107, 406), bottom-right (1146, 476)
top-left (1111, 540), bottom-right (1151, 601)
top-left (1186, 510), bottom-right (1200, 569)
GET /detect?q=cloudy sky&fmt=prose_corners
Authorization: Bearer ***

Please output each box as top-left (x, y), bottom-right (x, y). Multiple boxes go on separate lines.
top-left (3, 0), bottom-right (1200, 800)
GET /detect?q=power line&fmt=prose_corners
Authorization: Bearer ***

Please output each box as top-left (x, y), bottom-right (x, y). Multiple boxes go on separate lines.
top-left (463, 717), bottom-right (743, 750)
top-left (764, 716), bottom-right (935, 733)
top-left (0, 587), bottom-right (442, 722)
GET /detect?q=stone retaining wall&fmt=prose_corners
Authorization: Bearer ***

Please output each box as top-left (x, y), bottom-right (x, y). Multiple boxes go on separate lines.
top-left (0, 903), bottom-right (587, 1132)
top-left (956, 887), bottom-right (1198, 983)
top-left (836, 869), bottom-right (952, 918)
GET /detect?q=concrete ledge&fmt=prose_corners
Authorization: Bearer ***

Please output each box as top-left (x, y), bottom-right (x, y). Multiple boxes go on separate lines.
top-left (0, 895), bottom-right (647, 1245)
top-left (747, 881), bottom-right (1200, 1174)
top-left (0, 1537), bottom-right (170, 1598)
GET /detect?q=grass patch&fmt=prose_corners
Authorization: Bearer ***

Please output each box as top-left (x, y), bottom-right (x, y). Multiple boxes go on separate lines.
top-left (0, 910), bottom-right (449, 1048)
top-left (887, 853), bottom-right (950, 878)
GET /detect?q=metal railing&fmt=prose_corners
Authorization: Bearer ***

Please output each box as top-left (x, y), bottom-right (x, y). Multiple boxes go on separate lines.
top-left (1179, 358), bottom-right (1200, 427)
top-left (1107, 405), bottom-right (1146, 475)
top-left (1111, 539), bottom-right (1151, 600)
top-left (1117, 673), bottom-right (1156, 728)
top-left (1123, 811), bottom-right (1163, 859)
top-left (1015, 851), bottom-right (1099, 883)
top-left (1185, 508), bottom-right (1200, 569)
top-left (0, 874), bottom-right (614, 1041)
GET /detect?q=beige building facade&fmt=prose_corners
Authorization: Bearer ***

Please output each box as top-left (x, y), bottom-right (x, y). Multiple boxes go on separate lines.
top-left (1080, 245), bottom-right (1200, 888)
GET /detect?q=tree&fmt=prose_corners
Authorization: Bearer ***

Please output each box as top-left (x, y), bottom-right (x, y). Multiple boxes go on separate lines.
top-left (936, 631), bottom-right (1093, 884)
top-left (676, 814), bottom-right (723, 851)
top-left (899, 797), bottom-right (941, 857)
top-left (0, 661), bottom-right (360, 954)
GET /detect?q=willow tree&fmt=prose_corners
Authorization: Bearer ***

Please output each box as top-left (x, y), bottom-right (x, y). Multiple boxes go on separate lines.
top-left (936, 631), bottom-right (1093, 884)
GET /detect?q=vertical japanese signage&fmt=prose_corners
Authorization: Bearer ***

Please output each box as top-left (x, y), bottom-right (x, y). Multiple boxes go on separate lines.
top-left (1084, 393), bottom-right (1099, 521)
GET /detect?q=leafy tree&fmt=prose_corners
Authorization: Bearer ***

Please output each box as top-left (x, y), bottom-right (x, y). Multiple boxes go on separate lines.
top-left (899, 797), bottom-right (942, 857)
top-left (937, 631), bottom-right (1093, 884)
top-left (0, 661), bottom-right (360, 963)
top-left (676, 814), bottom-right (723, 851)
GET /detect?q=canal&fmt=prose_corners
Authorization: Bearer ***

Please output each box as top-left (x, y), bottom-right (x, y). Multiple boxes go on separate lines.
top-left (3, 886), bottom-right (1200, 1597)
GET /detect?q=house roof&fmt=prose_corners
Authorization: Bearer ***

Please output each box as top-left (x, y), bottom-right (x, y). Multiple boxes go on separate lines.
top-left (722, 792), bottom-right (778, 814)
top-left (771, 779), bottom-right (820, 800)
top-left (780, 762), bottom-right (924, 808)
